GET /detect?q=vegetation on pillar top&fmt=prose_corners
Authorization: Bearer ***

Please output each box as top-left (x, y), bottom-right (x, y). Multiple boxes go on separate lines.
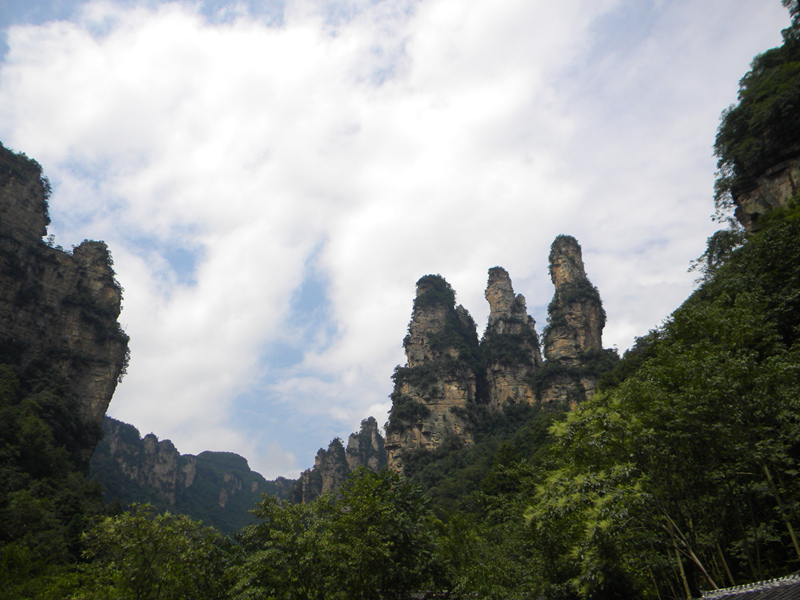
top-left (544, 235), bottom-right (605, 342)
top-left (412, 274), bottom-right (457, 312)
top-left (405, 274), bottom-right (482, 375)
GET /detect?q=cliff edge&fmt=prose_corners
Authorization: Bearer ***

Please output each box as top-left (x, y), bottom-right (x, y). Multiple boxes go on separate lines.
top-left (0, 143), bottom-right (129, 468)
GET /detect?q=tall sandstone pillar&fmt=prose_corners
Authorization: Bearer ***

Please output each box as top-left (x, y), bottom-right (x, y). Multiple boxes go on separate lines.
top-left (384, 275), bottom-right (481, 472)
top-left (538, 235), bottom-right (605, 409)
top-left (481, 267), bottom-right (542, 409)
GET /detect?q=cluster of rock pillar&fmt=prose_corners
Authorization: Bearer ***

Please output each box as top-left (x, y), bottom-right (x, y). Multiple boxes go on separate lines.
top-left (385, 235), bottom-right (605, 472)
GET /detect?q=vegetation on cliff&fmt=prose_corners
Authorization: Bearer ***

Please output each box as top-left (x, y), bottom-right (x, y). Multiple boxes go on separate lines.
top-left (714, 2), bottom-right (800, 212)
top-left (90, 417), bottom-right (287, 536)
top-left (525, 205), bottom-right (800, 597)
top-left (6, 160), bottom-right (800, 600)
top-left (289, 417), bottom-right (387, 503)
top-left (481, 323), bottom-right (540, 369)
top-left (0, 143), bottom-right (51, 223)
top-left (386, 274), bottom-right (484, 440)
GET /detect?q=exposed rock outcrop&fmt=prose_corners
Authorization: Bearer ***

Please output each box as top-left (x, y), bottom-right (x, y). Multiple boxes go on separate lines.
top-left (291, 416), bottom-right (389, 502)
top-left (538, 235), bottom-right (606, 408)
top-left (0, 143), bottom-right (129, 468)
top-left (92, 418), bottom-right (197, 505)
top-left (346, 416), bottom-right (387, 472)
top-left (291, 438), bottom-right (349, 503)
top-left (90, 417), bottom-right (294, 534)
top-left (733, 154), bottom-right (800, 232)
top-left (384, 275), bottom-right (482, 472)
top-left (481, 267), bottom-right (542, 409)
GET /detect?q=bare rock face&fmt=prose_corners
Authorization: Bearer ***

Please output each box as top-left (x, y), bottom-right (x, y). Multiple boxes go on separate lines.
top-left (0, 144), bottom-right (129, 468)
top-left (110, 424), bottom-right (196, 505)
top-left (733, 155), bottom-right (800, 232)
top-left (384, 275), bottom-right (481, 472)
top-left (539, 235), bottom-right (605, 409)
top-left (291, 417), bottom-right (389, 502)
top-left (307, 439), bottom-right (350, 501)
top-left (346, 416), bottom-right (387, 472)
top-left (481, 267), bottom-right (542, 409)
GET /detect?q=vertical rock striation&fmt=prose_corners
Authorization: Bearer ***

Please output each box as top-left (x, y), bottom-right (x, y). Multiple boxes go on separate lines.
top-left (383, 256), bottom-right (610, 468)
top-left (538, 235), bottom-right (605, 408)
top-left (384, 275), bottom-right (481, 472)
top-left (0, 143), bottom-right (129, 468)
top-left (346, 416), bottom-right (387, 473)
top-left (375, 241), bottom-right (612, 470)
top-left (481, 267), bottom-right (542, 409)
top-left (292, 438), bottom-right (350, 503)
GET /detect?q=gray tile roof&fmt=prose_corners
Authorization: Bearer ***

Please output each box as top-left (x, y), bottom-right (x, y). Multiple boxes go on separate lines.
top-left (700, 574), bottom-right (800, 599)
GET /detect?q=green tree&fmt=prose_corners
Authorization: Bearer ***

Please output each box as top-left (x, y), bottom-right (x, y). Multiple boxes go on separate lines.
top-left (80, 504), bottom-right (233, 600)
top-left (782, 0), bottom-right (800, 22)
top-left (525, 210), bottom-right (800, 598)
top-left (437, 459), bottom-right (547, 600)
top-left (0, 364), bottom-right (107, 599)
top-left (331, 468), bottom-right (441, 599)
top-left (236, 469), bottom-right (442, 600)
top-left (235, 494), bottom-right (336, 600)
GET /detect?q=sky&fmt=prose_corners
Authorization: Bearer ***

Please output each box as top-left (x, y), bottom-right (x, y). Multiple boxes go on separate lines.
top-left (0, 0), bottom-right (791, 479)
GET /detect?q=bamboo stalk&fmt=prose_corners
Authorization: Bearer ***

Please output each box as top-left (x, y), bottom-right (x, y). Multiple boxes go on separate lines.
top-left (762, 463), bottom-right (800, 560)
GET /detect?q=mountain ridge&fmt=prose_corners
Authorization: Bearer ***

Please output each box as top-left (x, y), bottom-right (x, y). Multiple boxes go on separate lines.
top-left (90, 416), bottom-right (295, 534)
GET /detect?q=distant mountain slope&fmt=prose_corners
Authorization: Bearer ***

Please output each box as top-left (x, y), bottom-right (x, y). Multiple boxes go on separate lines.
top-left (90, 417), bottom-right (295, 535)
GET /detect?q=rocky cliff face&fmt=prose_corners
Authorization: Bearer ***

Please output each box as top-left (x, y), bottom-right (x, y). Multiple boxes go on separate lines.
top-left (733, 154), bottom-right (800, 232)
top-left (384, 275), bottom-right (482, 472)
top-left (291, 416), bottom-right (388, 502)
top-left (481, 267), bottom-right (542, 409)
top-left (90, 417), bottom-right (293, 534)
top-left (538, 235), bottom-right (606, 408)
top-left (0, 143), bottom-right (129, 468)
top-left (291, 438), bottom-right (349, 503)
top-left (91, 418), bottom-right (198, 505)
top-left (346, 415), bottom-right (387, 472)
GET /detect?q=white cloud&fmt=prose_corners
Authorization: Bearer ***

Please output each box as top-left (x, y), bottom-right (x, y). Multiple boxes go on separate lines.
top-left (0, 0), bottom-right (791, 477)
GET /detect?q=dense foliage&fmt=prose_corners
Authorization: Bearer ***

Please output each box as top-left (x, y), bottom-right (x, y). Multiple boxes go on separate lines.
top-left (237, 468), bottom-right (444, 600)
top-left (411, 274), bottom-right (457, 312)
top-left (0, 363), bottom-right (107, 599)
top-left (0, 142), bottom-right (52, 216)
top-left (530, 206), bottom-right (800, 597)
top-left (481, 323), bottom-right (540, 368)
